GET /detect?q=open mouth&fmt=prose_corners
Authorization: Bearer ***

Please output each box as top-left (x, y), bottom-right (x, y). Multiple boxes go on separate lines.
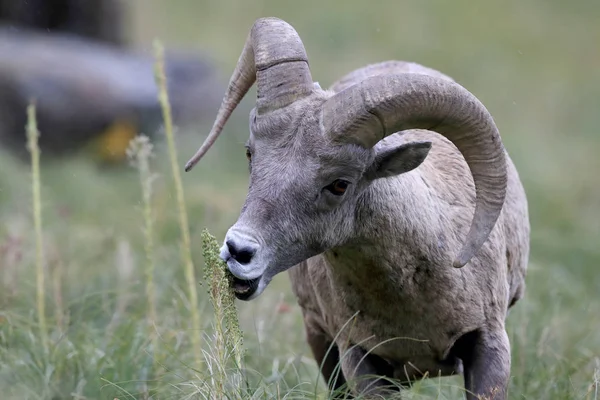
top-left (230, 276), bottom-right (261, 300)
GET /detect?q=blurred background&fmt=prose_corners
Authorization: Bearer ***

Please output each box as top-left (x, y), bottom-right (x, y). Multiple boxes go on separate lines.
top-left (0, 0), bottom-right (598, 399)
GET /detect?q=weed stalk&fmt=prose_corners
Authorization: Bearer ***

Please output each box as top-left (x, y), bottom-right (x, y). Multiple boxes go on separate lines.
top-left (201, 228), bottom-right (245, 397)
top-left (152, 40), bottom-right (202, 364)
top-left (126, 135), bottom-right (158, 331)
top-left (26, 102), bottom-right (48, 354)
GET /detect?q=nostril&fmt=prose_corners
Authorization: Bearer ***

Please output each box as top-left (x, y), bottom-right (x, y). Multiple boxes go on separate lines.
top-left (235, 247), bottom-right (255, 264)
top-left (226, 240), bottom-right (236, 257)
top-left (226, 239), bottom-right (256, 264)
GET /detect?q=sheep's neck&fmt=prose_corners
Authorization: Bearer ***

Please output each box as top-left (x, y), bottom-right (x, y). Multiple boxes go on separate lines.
top-left (323, 172), bottom-right (447, 295)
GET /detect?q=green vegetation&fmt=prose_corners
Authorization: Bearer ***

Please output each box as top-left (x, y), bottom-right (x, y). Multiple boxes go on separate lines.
top-left (1, 1), bottom-right (599, 398)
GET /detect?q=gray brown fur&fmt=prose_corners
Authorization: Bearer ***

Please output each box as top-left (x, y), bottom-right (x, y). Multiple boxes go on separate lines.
top-left (185, 18), bottom-right (530, 399)
top-left (290, 67), bottom-right (529, 396)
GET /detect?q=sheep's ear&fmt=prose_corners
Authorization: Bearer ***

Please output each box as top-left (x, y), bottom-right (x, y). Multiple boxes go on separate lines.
top-left (365, 141), bottom-right (432, 180)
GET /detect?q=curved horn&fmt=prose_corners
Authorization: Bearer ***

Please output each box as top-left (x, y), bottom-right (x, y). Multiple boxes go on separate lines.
top-left (184, 17), bottom-right (313, 172)
top-left (322, 73), bottom-right (507, 268)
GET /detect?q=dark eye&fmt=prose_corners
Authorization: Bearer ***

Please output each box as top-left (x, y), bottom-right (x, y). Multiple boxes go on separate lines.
top-left (245, 148), bottom-right (252, 161)
top-left (325, 179), bottom-right (350, 196)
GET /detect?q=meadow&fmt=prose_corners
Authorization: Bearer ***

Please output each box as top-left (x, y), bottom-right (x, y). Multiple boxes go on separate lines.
top-left (1, 1), bottom-right (599, 398)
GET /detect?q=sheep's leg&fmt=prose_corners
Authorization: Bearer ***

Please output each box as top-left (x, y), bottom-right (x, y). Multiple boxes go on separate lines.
top-left (338, 344), bottom-right (401, 399)
top-left (305, 327), bottom-right (348, 396)
top-left (455, 329), bottom-right (511, 400)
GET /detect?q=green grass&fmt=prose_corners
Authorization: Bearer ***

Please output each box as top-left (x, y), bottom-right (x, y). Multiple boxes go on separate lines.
top-left (1, 0), bottom-right (600, 399)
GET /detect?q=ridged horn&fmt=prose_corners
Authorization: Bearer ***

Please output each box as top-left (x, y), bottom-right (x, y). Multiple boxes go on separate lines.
top-left (184, 17), bottom-right (313, 172)
top-left (322, 73), bottom-right (507, 268)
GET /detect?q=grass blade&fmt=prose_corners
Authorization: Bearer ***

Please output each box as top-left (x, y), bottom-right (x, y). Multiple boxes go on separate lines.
top-left (152, 40), bottom-right (203, 366)
top-left (26, 101), bottom-right (48, 354)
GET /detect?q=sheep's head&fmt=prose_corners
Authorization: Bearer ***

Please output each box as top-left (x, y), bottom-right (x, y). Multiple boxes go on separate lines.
top-left (185, 17), bottom-right (508, 300)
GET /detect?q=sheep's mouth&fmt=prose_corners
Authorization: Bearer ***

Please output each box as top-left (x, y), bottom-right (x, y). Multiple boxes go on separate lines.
top-left (231, 276), bottom-right (261, 300)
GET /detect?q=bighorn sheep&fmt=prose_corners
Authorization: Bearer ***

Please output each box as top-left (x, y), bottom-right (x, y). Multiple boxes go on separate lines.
top-left (185, 17), bottom-right (530, 399)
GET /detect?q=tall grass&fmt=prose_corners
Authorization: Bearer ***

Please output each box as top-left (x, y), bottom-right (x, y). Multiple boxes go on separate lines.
top-left (126, 135), bottom-right (159, 340)
top-left (201, 229), bottom-right (244, 369)
top-left (153, 40), bottom-right (203, 367)
top-left (200, 229), bottom-right (246, 399)
top-left (25, 102), bottom-right (48, 355)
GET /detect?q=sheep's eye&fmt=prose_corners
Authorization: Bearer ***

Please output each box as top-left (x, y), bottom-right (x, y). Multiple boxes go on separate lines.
top-left (325, 179), bottom-right (350, 196)
top-left (245, 148), bottom-right (252, 161)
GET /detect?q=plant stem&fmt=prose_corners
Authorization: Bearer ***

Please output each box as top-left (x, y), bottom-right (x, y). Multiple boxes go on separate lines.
top-left (26, 102), bottom-right (48, 354)
top-left (127, 135), bottom-right (159, 341)
top-left (152, 40), bottom-right (202, 365)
